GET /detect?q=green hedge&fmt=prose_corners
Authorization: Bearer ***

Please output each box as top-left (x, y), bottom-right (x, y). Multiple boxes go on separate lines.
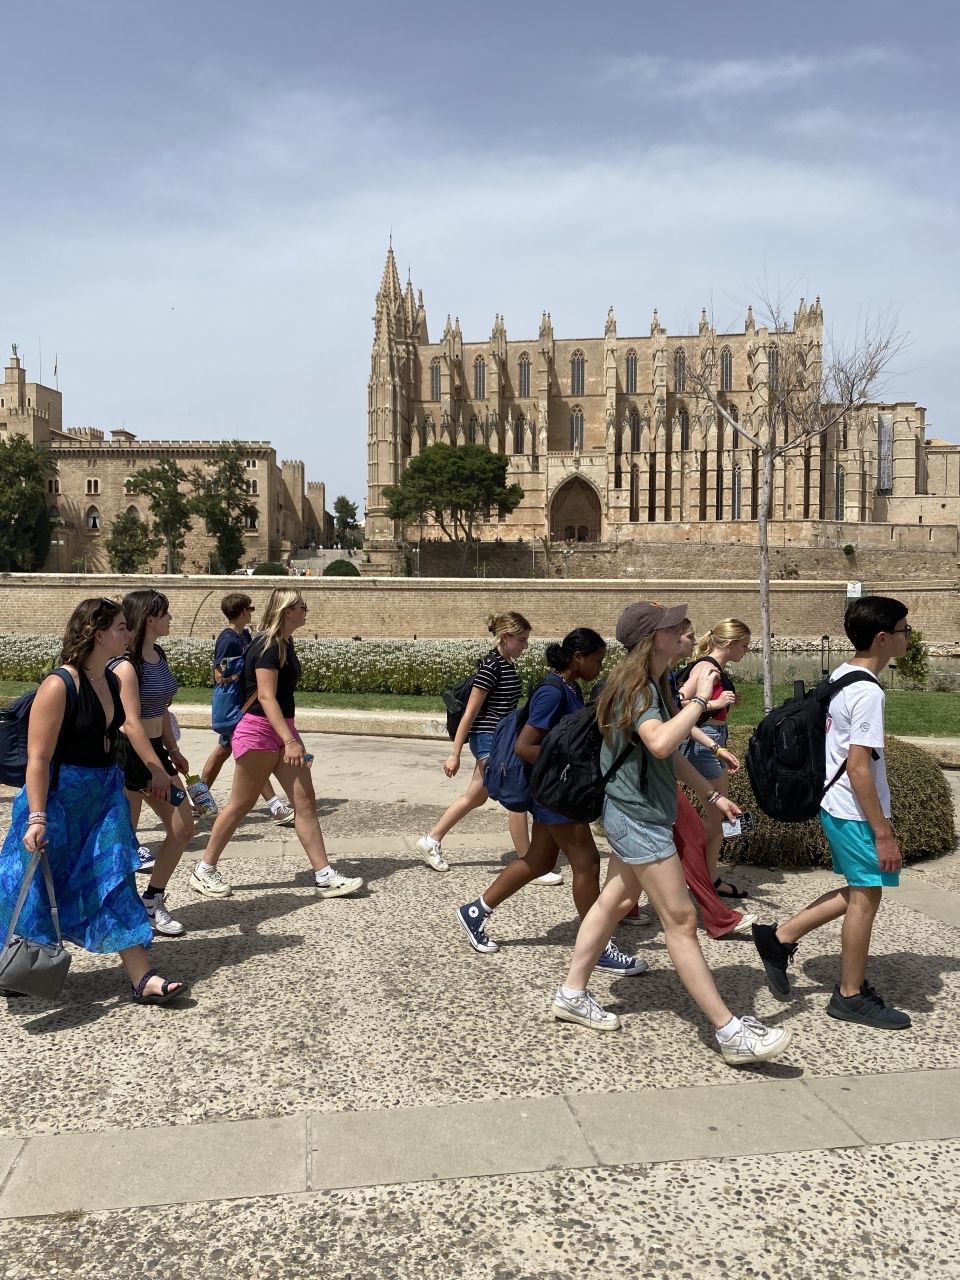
top-left (713, 725), bottom-right (955, 866)
top-left (0, 635), bottom-right (626, 695)
top-left (322, 558), bottom-right (360, 577)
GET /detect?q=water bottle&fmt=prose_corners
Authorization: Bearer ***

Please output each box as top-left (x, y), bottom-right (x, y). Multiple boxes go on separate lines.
top-left (185, 773), bottom-right (218, 818)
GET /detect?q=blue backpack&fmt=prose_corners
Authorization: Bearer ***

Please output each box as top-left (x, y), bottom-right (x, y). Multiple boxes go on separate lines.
top-left (484, 675), bottom-right (570, 813)
top-left (0, 668), bottom-right (78, 788)
top-left (211, 654), bottom-right (248, 734)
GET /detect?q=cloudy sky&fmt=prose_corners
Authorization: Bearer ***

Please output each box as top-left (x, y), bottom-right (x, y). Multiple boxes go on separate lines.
top-left (3, 0), bottom-right (957, 509)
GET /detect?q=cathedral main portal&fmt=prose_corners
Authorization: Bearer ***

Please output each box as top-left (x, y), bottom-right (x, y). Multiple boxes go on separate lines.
top-left (550, 476), bottom-right (601, 543)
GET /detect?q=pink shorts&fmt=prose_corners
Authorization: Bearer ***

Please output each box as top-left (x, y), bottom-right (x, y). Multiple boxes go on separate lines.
top-left (231, 713), bottom-right (299, 759)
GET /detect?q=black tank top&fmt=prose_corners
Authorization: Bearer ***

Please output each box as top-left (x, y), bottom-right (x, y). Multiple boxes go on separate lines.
top-left (54, 669), bottom-right (126, 767)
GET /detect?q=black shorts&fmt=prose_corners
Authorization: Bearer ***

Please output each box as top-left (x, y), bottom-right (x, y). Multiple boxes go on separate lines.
top-left (120, 735), bottom-right (177, 792)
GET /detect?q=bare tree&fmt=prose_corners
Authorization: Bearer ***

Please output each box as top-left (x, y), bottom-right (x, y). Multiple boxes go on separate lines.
top-left (685, 291), bottom-right (907, 711)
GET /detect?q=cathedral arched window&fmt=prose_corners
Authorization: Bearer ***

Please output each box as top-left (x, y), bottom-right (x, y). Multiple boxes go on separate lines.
top-left (47, 477), bottom-right (60, 495)
top-left (513, 415), bottom-right (525, 455)
top-left (570, 350), bottom-right (585, 397)
top-left (245, 479), bottom-right (258, 496)
top-left (49, 506), bottom-right (60, 523)
top-left (569, 406), bottom-right (584, 451)
top-left (126, 505), bottom-right (141, 520)
top-left (124, 476), bottom-right (137, 495)
top-left (767, 346), bottom-right (780, 390)
top-left (731, 466), bottom-right (742, 520)
top-left (629, 464), bottom-right (640, 522)
top-left (518, 353), bottom-right (531, 399)
top-left (719, 346), bottom-right (733, 392)
top-left (674, 348), bottom-right (686, 393)
top-left (678, 409), bottom-right (690, 451)
top-left (244, 513), bottom-right (259, 531)
top-left (85, 506), bottom-right (101, 532)
top-left (728, 403), bottom-right (739, 423)
top-left (86, 477), bottom-right (100, 495)
top-left (430, 358), bottom-right (441, 402)
top-left (474, 356), bottom-right (486, 401)
top-left (835, 465), bottom-right (845, 521)
top-left (625, 349), bottom-right (638, 396)
top-left (629, 409), bottom-right (641, 452)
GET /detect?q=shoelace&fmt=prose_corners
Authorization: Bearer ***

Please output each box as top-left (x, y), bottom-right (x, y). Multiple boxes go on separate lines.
top-left (605, 942), bottom-right (634, 967)
top-left (580, 992), bottom-right (607, 1021)
top-left (860, 983), bottom-right (885, 1007)
top-left (736, 1015), bottom-right (770, 1046)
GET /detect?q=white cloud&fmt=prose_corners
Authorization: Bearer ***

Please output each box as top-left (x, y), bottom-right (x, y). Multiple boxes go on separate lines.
top-left (597, 45), bottom-right (903, 100)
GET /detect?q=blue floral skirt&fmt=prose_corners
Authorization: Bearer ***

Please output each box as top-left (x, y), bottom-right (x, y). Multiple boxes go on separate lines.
top-left (0, 763), bottom-right (152, 954)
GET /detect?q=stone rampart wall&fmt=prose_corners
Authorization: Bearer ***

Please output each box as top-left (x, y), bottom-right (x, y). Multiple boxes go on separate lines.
top-left (2, 574), bottom-right (958, 641)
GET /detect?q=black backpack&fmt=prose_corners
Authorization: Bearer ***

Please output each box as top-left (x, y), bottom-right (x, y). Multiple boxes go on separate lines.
top-left (0, 669), bottom-right (78, 788)
top-left (529, 704), bottom-right (645, 824)
top-left (441, 657), bottom-right (484, 740)
top-left (675, 655), bottom-right (734, 724)
top-left (745, 672), bottom-right (880, 823)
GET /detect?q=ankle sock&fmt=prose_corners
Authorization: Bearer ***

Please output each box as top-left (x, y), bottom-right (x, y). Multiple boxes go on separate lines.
top-left (715, 1016), bottom-right (743, 1044)
top-left (143, 885), bottom-right (163, 900)
top-left (560, 986), bottom-right (586, 1000)
top-left (315, 867), bottom-right (335, 884)
top-left (268, 797), bottom-right (284, 812)
top-left (478, 895), bottom-right (493, 915)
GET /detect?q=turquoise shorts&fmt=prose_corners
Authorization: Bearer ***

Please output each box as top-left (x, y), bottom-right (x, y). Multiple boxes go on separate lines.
top-left (819, 810), bottom-right (900, 888)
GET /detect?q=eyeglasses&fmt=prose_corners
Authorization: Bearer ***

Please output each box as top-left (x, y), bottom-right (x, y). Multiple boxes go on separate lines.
top-left (892, 624), bottom-right (912, 637)
top-left (100, 597), bottom-right (118, 608)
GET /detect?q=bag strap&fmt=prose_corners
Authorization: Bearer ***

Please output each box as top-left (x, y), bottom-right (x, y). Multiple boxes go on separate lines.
top-left (3, 847), bottom-right (62, 949)
top-left (821, 670), bottom-right (882, 796)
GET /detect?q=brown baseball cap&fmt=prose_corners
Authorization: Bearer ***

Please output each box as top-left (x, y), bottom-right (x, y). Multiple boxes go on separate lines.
top-left (616, 601), bottom-right (689, 650)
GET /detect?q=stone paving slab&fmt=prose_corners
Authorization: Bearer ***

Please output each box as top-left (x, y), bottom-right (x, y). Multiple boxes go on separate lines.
top-left (310, 1095), bottom-right (596, 1190)
top-left (0, 1141), bottom-right (21, 1193)
top-left (0, 1115), bottom-right (306, 1218)
top-left (807, 1068), bottom-right (960, 1145)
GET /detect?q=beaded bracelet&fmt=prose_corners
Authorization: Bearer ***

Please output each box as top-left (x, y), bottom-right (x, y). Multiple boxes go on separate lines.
top-left (688, 696), bottom-right (708, 711)
top-left (27, 811), bottom-right (47, 824)
top-left (706, 791), bottom-right (720, 806)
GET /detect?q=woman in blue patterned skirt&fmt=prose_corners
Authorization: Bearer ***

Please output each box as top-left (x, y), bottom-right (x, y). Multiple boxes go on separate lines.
top-left (0, 598), bottom-right (190, 1004)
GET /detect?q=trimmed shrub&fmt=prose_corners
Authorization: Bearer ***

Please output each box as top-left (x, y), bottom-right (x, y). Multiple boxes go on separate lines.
top-left (842, 543), bottom-right (855, 556)
top-left (252, 562), bottom-right (288, 576)
top-left (715, 725), bottom-right (955, 866)
top-left (897, 626), bottom-right (929, 685)
top-left (323, 558), bottom-right (360, 577)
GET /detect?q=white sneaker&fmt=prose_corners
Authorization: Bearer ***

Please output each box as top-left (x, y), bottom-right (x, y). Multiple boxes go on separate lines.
top-left (314, 871), bottom-right (364, 899)
top-left (723, 912), bottom-right (758, 937)
top-left (553, 989), bottom-right (621, 1031)
top-left (190, 861), bottom-right (233, 898)
top-left (270, 801), bottom-right (296, 827)
top-left (719, 1016), bottom-right (793, 1066)
top-left (143, 891), bottom-right (185, 937)
top-left (532, 870), bottom-right (563, 886)
top-left (416, 835), bottom-right (449, 873)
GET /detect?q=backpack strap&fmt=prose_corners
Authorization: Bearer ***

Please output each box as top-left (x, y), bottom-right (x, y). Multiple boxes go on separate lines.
top-left (821, 670), bottom-right (882, 796)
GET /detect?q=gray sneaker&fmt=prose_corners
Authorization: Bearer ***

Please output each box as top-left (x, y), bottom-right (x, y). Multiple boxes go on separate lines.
top-left (270, 802), bottom-right (296, 827)
top-left (553, 989), bottom-right (621, 1031)
top-left (143, 891), bottom-right (185, 937)
top-left (826, 983), bottom-right (911, 1030)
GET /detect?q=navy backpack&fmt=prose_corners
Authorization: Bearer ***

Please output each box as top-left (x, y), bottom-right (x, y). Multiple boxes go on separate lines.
top-left (0, 668), bottom-right (78, 788)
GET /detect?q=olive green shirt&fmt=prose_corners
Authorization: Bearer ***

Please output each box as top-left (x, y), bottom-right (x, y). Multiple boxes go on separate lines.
top-left (601, 681), bottom-right (677, 827)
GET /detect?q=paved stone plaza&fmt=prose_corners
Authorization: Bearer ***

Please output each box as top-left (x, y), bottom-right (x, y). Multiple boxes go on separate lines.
top-left (2, 729), bottom-right (959, 1278)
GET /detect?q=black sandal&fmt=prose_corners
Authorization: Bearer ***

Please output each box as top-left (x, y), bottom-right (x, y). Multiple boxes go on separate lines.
top-left (713, 877), bottom-right (748, 900)
top-left (131, 968), bottom-right (191, 1006)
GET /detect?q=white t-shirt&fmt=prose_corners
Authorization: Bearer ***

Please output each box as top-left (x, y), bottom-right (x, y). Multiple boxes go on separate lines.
top-left (820, 662), bottom-right (889, 822)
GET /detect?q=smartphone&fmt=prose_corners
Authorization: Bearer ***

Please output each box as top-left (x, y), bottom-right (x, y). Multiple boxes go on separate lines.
top-left (168, 784), bottom-right (186, 807)
top-left (722, 812), bottom-right (754, 839)
top-left (302, 753), bottom-right (314, 767)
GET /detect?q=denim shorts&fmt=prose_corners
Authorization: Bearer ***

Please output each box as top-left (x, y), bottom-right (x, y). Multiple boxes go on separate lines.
top-left (602, 797), bottom-right (677, 866)
top-left (820, 811), bottom-right (900, 888)
top-left (681, 723), bottom-right (728, 781)
top-left (469, 730), bottom-right (495, 763)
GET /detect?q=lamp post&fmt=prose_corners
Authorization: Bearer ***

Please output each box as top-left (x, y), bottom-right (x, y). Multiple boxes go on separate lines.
top-left (821, 634), bottom-right (831, 679)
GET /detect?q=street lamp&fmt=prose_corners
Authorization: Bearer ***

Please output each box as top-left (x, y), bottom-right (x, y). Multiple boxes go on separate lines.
top-left (821, 634), bottom-right (831, 678)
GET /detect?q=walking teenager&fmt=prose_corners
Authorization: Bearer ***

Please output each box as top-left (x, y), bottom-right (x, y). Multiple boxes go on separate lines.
top-left (456, 628), bottom-right (644, 976)
top-left (678, 618), bottom-right (751, 897)
top-left (0, 598), bottom-right (189, 1004)
top-left (191, 588), bottom-right (362, 900)
top-left (200, 592), bottom-right (295, 826)
top-left (752, 596), bottom-right (911, 1029)
top-left (113, 590), bottom-right (195, 938)
top-left (552, 602), bottom-right (791, 1066)
top-left (417, 612), bottom-right (560, 883)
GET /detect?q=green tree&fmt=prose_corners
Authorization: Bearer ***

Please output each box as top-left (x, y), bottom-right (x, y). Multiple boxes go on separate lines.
top-left (383, 443), bottom-right (523, 570)
top-left (897, 625), bottom-right (929, 685)
top-left (134, 456), bottom-right (192, 573)
top-left (333, 495), bottom-right (360, 548)
top-left (188, 443), bottom-right (258, 574)
top-left (0, 434), bottom-right (52, 571)
top-left (104, 509), bottom-right (162, 574)
top-left (323, 557), bottom-right (360, 577)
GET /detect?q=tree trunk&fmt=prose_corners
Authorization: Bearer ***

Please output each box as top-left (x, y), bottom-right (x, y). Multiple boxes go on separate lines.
top-left (757, 446), bottom-right (775, 713)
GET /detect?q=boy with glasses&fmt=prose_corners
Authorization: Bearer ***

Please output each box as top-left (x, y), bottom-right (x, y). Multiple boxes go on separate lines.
top-left (752, 596), bottom-right (912, 1029)
top-left (199, 592), bottom-right (295, 826)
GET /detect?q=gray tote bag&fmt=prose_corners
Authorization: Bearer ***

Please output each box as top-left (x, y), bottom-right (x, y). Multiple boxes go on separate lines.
top-left (0, 847), bottom-right (71, 999)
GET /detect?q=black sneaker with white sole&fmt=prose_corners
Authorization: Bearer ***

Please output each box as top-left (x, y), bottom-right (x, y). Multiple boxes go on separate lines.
top-left (752, 921), bottom-right (797, 996)
top-left (826, 982), bottom-right (911, 1030)
top-left (456, 900), bottom-right (498, 953)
